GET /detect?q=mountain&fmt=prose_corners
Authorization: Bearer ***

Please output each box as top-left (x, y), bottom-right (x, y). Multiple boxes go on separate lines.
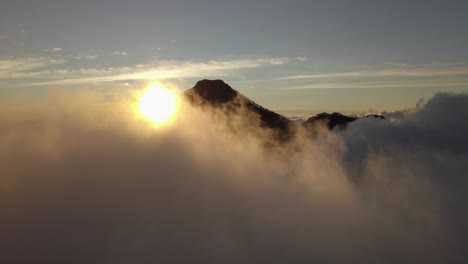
top-left (185, 79), bottom-right (237, 104)
top-left (183, 79), bottom-right (385, 138)
top-left (184, 80), bottom-right (295, 140)
top-left (304, 112), bottom-right (385, 130)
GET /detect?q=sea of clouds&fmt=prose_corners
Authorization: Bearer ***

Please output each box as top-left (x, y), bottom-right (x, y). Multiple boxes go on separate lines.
top-left (1, 89), bottom-right (467, 263)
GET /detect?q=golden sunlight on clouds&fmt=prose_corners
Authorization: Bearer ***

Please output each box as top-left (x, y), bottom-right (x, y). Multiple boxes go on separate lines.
top-left (136, 84), bottom-right (179, 126)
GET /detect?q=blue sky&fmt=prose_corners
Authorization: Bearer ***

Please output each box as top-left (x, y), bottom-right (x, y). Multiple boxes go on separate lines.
top-left (1, 0), bottom-right (468, 114)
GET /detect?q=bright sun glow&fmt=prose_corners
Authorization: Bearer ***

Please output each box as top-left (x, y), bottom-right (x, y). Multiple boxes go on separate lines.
top-left (138, 85), bottom-right (178, 125)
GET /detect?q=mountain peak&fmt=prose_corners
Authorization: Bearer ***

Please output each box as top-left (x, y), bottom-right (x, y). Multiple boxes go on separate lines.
top-left (191, 79), bottom-right (237, 104)
top-left (184, 79), bottom-right (295, 141)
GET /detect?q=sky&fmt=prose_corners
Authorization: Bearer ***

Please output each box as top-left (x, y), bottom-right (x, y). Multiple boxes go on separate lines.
top-left (1, 0), bottom-right (468, 114)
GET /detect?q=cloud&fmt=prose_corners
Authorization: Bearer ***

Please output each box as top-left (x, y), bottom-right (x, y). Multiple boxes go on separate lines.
top-left (276, 63), bottom-right (468, 90)
top-left (416, 97), bottom-right (425, 108)
top-left (279, 63), bottom-right (468, 80)
top-left (51, 48), bottom-right (62, 52)
top-left (296, 56), bottom-right (307, 62)
top-left (282, 79), bottom-right (468, 89)
top-left (269, 57), bottom-right (288, 65)
top-left (0, 58), bottom-right (46, 71)
top-left (84, 54), bottom-right (99, 60)
top-left (341, 93), bottom-right (468, 157)
top-left (112, 51), bottom-right (127, 56)
top-left (0, 57), bottom-right (62, 79)
top-left (379, 109), bottom-right (411, 121)
top-left (1, 57), bottom-right (289, 87)
top-left (0, 88), bottom-right (467, 263)
top-left (338, 95), bottom-right (468, 256)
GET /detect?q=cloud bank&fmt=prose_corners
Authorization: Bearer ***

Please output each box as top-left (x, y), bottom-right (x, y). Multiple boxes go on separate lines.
top-left (1, 90), bottom-right (467, 263)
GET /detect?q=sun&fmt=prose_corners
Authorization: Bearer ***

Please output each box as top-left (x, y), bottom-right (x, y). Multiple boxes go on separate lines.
top-left (137, 85), bottom-right (178, 125)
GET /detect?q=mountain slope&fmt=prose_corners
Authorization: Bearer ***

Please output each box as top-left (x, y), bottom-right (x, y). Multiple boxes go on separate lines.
top-left (184, 80), bottom-right (295, 140)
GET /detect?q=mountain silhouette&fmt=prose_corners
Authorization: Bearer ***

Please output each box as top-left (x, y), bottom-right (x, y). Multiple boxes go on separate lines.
top-left (305, 112), bottom-right (385, 130)
top-left (187, 79), bottom-right (237, 104)
top-left (184, 80), bottom-right (295, 140)
top-left (184, 80), bottom-right (385, 137)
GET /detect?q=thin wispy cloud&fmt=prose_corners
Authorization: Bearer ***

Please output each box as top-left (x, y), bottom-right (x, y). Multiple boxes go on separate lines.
top-left (83, 54), bottom-right (99, 60)
top-left (112, 51), bottom-right (127, 56)
top-left (0, 58), bottom-right (43, 71)
top-left (272, 63), bottom-right (468, 90)
top-left (279, 63), bottom-right (468, 80)
top-left (0, 57), bottom-right (63, 79)
top-left (2, 52), bottom-right (467, 92)
top-left (0, 56), bottom-right (289, 87)
top-left (73, 54), bottom-right (99, 60)
top-left (296, 56), bottom-right (307, 62)
top-left (282, 79), bottom-right (468, 90)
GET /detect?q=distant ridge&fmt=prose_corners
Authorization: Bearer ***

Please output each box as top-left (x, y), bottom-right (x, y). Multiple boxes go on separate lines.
top-left (305, 112), bottom-right (385, 130)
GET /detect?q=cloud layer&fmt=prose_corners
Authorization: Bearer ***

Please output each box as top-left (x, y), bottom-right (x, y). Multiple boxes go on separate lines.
top-left (1, 90), bottom-right (467, 263)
